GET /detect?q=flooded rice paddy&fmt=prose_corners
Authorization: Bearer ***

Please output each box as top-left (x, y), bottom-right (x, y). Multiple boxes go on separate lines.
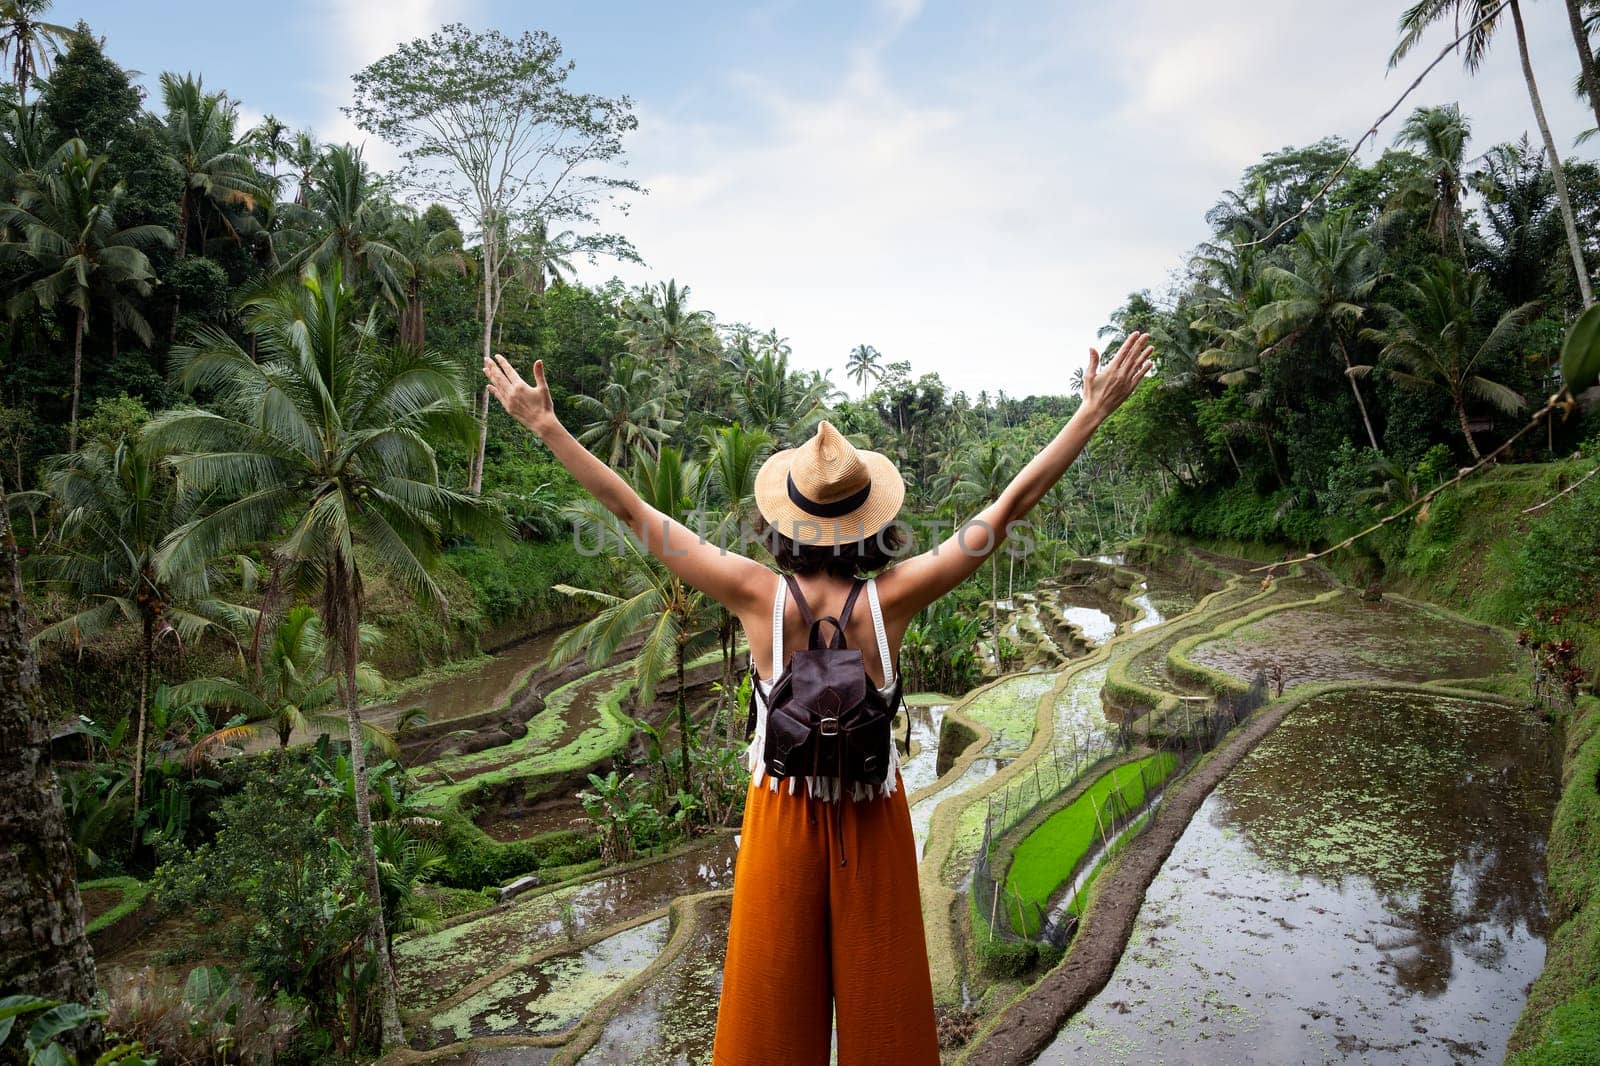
top-left (577, 896), bottom-right (732, 1064)
top-left (1190, 594), bottom-right (1514, 688)
top-left (1042, 688), bottom-right (1558, 1065)
top-left (397, 835), bottom-right (737, 1012)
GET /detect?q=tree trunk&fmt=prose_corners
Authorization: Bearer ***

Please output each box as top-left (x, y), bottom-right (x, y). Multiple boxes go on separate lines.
top-left (1513, 0), bottom-right (1594, 306)
top-left (0, 492), bottom-right (99, 1031)
top-left (1564, 0), bottom-right (1600, 134)
top-left (676, 637), bottom-right (693, 796)
top-left (171, 192), bottom-right (191, 341)
top-left (989, 554), bottom-right (1000, 644)
top-left (130, 614), bottom-right (153, 831)
top-left (331, 564), bottom-right (404, 1050)
top-left (1223, 437), bottom-right (1244, 477)
top-left (68, 309), bottom-right (84, 452)
top-left (1455, 394), bottom-right (1484, 462)
top-left (470, 222), bottom-right (500, 494)
top-left (1337, 337), bottom-right (1380, 451)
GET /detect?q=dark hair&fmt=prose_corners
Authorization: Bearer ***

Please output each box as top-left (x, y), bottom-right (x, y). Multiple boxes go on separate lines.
top-left (756, 517), bottom-right (908, 578)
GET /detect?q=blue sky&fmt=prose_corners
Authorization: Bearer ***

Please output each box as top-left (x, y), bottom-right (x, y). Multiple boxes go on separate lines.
top-left (73, 0), bottom-right (1600, 399)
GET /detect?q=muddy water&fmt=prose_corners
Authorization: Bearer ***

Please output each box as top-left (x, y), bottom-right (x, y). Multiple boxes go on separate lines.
top-left (1057, 605), bottom-right (1116, 644)
top-left (1191, 593), bottom-right (1513, 688)
top-left (1042, 689), bottom-right (1559, 1065)
top-left (899, 702), bottom-right (949, 796)
top-left (238, 629), bottom-right (565, 754)
top-left (426, 918), bottom-right (671, 1043)
top-left (396, 835), bottom-right (737, 1011)
top-left (373, 628), bottom-right (564, 730)
top-left (578, 896), bottom-right (732, 1065)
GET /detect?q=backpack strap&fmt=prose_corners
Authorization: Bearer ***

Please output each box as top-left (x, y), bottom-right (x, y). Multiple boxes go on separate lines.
top-left (866, 577), bottom-right (894, 688)
top-left (771, 575), bottom-right (788, 679)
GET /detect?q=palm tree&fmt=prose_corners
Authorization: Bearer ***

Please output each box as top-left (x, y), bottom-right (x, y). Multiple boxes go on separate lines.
top-left (1393, 0), bottom-right (1593, 305)
top-left (1393, 104), bottom-right (1472, 258)
top-left (147, 263), bottom-right (500, 1050)
top-left (953, 440), bottom-right (1018, 637)
top-left (177, 605), bottom-right (389, 756)
top-left (618, 279), bottom-right (718, 370)
top-left (0, 0), bottom-right (68, 100)
top-left (1562, 0), bottom-right (1600, 135)
top-left (246, 113), bottom-right (291, 181)
top-left (572, 356), bottom-right (679, 467)
top-left (158, 72), bottom-right (263, 260)
top-left (0, 98), bottom-right (52, 215)
top-left (383, 208), bottom-right (468, 351)
top-left (553, 446), bottom-right (721, 793)
top-left (25, 432), bottom-right (236, 824)
top-left (699, 423), bottom-right (771, 744)
top-left (284, 128), bottom-right (320, 207)
top-left (0, 140), bottom-right (171, 450)
top-left (280, 143), bottom-right (408, 295)
top-left (1255, 209), bottom-right (1386, 451)
top-left (845, 343), bottom-right (884, 397)
top-left (735, 348), bottom-right (828, 443)
top-left (510, 218), bottom-right (576, 297)
top-left (0, 480), bottom-right (99, 1015)
top-left (1362, 258), bottom-right (1537, 460)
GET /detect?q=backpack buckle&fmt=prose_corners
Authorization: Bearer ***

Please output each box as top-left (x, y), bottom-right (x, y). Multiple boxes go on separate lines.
top-left (818, 716), bottom-right (840, 737)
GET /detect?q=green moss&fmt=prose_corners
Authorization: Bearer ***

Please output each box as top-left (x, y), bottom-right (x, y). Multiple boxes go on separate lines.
top-left (960, 672), bottom-right (1059, 756)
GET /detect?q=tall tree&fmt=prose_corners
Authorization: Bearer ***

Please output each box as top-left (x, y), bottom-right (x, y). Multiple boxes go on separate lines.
top-left (26, 430), bottom-right (234, 823)
top-left (148, 264), bottom-right (499, 1051)
top-left (698, 422), bottom-right (771, 744)
top-left (178, 605), bottom-right (389, 755)
top-left (349, 24), bottom-right (641, 493)
top-left (1393, 103), bottom-right (1472, 258)
top-left (0, 0), bottom-right (68, 100)
top-left (0, 483), bottom-right (98, 1026)
top-left (0, 140), bottom-right (171, 449)
top-left (571, 355), bottom-right (678, 466)
top-left (1393, 0), bottom-right (1594, 305)
top-left (618, 279), bottom-right (718, 371)
top-left (1562, 0), bottom-right (1600, 133)
top-left (280, 143), bottom-right (408, 293)
top-left (1362, 257), bottom-right (1537, 460)
top-left (1255, 209), bottom-right (1386, 451)
top-left (953, 440), bottom-right (1019, 636)
top-left (383, 207), bottom-right (467, 352)
top-left (158, 72), bottom-right (261, 261)
top-left (846, 343), bottom-right (884, 397)
top-left (553, 446), bottom-right (720, 794)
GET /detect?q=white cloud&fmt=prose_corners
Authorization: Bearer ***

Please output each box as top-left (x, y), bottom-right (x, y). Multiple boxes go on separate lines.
top-left (303, 0), bottom-right (479, 170)
top-left (599, 1), bottom-right (1597, 405)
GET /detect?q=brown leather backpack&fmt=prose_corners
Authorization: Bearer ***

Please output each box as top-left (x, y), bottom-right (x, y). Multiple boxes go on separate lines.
top-left (745, 575), bottom-right (901, 835)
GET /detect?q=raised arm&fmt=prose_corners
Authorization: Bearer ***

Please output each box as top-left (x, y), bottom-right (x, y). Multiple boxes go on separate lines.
top-left (483, 355), bottom-right (771, 615)
top-left (881, 333), bottom-right (1155, 620)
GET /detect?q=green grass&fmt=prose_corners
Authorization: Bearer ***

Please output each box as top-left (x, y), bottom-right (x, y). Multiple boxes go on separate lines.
top-left (1002, 751), bottom-right (1177, 934)
top-left (1510, 695), bottom-right (1600, 1060)
top-left (79, 875), bottom-right (149, 936)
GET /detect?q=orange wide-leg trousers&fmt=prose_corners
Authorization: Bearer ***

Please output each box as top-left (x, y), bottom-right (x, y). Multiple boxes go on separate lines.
top-left (712, 771), bottom-right (941, 1065)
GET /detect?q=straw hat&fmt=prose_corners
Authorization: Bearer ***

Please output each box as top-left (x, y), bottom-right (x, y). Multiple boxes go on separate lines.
top-left (754, 421), bottom-right (905, 546)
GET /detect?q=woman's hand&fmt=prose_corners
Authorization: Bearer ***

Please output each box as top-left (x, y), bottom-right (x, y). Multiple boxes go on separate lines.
top-left (483, 354), bottom-right (557, 437)
top-left (1081, 331), bottom-right (1155, 421)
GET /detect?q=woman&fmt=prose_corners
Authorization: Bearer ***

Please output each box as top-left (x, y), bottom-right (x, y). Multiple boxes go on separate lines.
top-left (482, 331), bottom-right (1154, 1064)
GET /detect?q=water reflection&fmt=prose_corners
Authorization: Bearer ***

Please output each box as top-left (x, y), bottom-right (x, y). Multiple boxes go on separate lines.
top-left (1043, 689), bottom-right (1558, 1064)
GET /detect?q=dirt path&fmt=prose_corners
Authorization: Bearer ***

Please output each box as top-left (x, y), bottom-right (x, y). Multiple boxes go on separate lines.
top-left (960, 690), bottom-right (1303, 1066)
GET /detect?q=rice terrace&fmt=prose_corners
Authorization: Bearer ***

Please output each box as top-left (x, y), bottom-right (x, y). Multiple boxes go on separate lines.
top-left (2, 1), bottom-right (1600, 1064)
